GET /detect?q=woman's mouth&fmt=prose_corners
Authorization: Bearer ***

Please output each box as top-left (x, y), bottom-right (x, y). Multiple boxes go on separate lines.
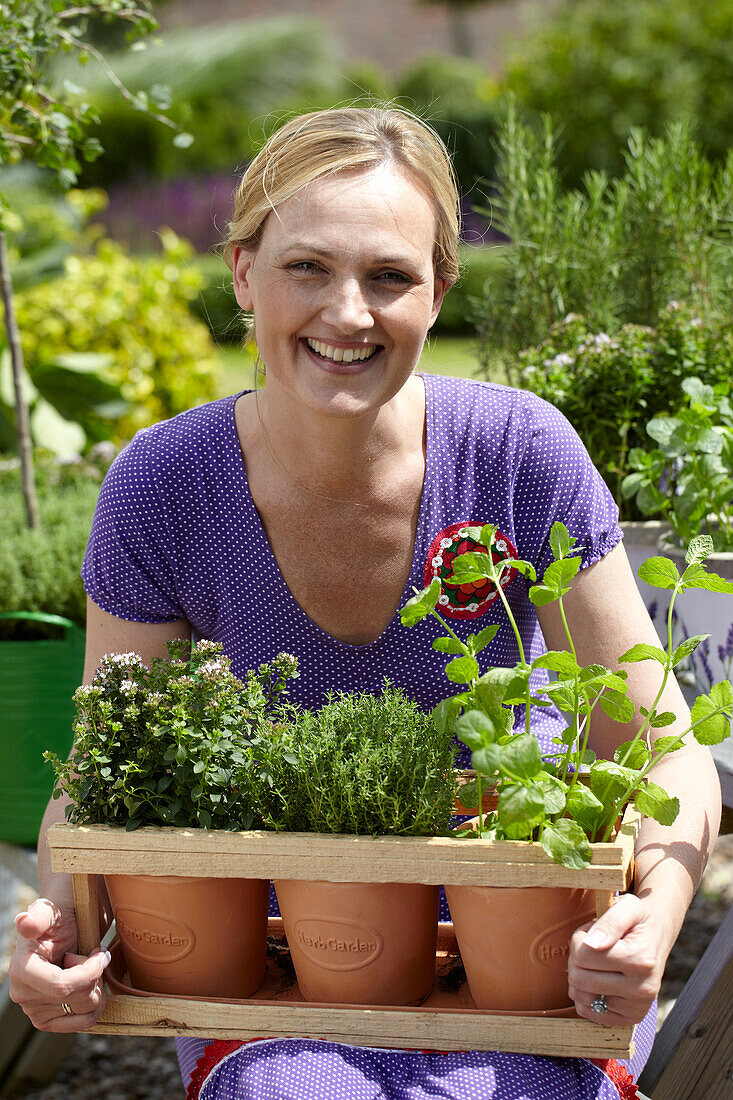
top-left (303, 338), bottom-right (382, 373)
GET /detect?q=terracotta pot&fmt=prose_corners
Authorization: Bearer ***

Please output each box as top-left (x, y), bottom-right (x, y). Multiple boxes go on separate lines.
top-left (444, 880), bottom-right (595, 1011)
top-left (104, 873), bottom-right (269, 998)
top-left (274, 879), bottom-right (439, 1005)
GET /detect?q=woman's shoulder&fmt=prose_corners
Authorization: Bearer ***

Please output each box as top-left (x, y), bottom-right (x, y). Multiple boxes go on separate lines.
top-left (424, 372), bottom-right (568, 433)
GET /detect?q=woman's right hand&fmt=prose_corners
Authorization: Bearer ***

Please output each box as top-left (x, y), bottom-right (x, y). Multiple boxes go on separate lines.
top-left (8, 897), bottom-right (110, 1031)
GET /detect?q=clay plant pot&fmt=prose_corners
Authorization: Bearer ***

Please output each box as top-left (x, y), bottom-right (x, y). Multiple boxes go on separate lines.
top-left (104, 873), bottom-right (269, 998)
top-left (274, 879), bottom-right (439, 1006)
top-left (444, 881), bottom-right (596, 1011)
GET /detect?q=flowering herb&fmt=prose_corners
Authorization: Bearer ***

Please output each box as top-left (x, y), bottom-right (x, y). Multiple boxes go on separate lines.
top-left (400, 524), bottom-right (733, 868)
top-left (45, 640), bottom-right (298, 831)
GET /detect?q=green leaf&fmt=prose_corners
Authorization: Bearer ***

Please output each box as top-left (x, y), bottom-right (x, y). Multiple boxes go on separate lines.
top-left (598, 689), bottom-right (636, 723)
top-left (533, 650), bottom-right (580, 677)
top-left (637, 557), bottom-right (680, 590)
top-left (498, 734), bottom-right (544, 781)
top-left (564, 784), bottom-right (605, 833)
top-left (634, 782), bottom-right (680, 826)
top-left (536, 773), bottom-right (567, 814)
top-left (455, 779), bottom-right (481, 810)
top-left (445, 655), bottom-right (480, 684)
top-left (550, 522), bottom-right (575, 560)
top-left (685, 535), bottom-right (714, 565)
top-left (649, 711), bottom-right (676, 728)
top-left (671, 635), bottom-right (709, 666)
top-left (456, 709), bottom-right (496, 749)
top-left (432, 636), bottom-right (468, 655)
top-left (690, 682), bottom-right (733, 744)
top-left (540, 818), bottom-right (592, 869)
top-left (400, 579), bottom-right (442, 626)
top-left (528, 583), bottom-right (561, 606)
top-left (432, 697), bottom-right (461, 735)
top-left (618, 642), bottom-right (667, 666)
top-left (498, 782), bottom-right (546, 838)
top-left (652, 734), bottom-right (685, 755)
top-left (472, 744), bottom-right (502, 776)
top-left (470, 624), bottom-right (500, 654)
top-left (474, 667), bottom-right (520, 709)
top-left (613, 740), bottom-right (651, 770)
top-left (506, 558), bottom-right (537, 582)
top-left (679, 565), bottom-right (733, 595)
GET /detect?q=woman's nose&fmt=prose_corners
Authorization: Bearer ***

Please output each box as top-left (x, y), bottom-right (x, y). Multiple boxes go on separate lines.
top-left (319, 279), bottom-right (374, 333)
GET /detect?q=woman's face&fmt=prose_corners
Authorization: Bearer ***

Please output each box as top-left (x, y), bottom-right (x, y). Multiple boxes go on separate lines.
top-left (232, 163), bottom-right (448, 419)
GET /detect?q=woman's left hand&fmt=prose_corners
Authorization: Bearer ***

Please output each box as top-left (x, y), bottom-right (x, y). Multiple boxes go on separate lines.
top-left (567, 893), bottom-right (670, 1026)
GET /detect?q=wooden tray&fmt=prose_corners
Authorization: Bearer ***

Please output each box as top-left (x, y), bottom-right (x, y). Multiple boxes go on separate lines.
top-left (46, 808), bottom-right (640, 1057)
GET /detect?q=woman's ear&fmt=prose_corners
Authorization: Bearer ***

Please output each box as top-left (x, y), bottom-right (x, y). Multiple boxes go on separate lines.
top-left (428, 278), bottom-right (449, 330)
top-left (232, 246), bottom-right (255, 311)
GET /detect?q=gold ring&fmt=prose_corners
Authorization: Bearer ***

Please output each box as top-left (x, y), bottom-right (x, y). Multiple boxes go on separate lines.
top-left (61, 1002), bottom-right (74, 1016)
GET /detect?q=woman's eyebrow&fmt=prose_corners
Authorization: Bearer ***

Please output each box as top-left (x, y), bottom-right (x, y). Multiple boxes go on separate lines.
top-left (275, 243), bottom-right (422, 266)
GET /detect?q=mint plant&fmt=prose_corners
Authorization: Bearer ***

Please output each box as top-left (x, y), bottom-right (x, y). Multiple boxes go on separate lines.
top-left (400, 524), bottom-right (733, 868)
top-left (45, 640), bottom-right (299, 831)
top-left (622, 376), bottom-right (733, 551)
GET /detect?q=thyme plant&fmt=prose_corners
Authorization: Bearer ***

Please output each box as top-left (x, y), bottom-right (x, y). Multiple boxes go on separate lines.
top-left (255, 683), bottom-right (458, 837)
top-left (45, 640), bottom-right (298, 831)
top-left (400, 524), bottom-right (733, 868)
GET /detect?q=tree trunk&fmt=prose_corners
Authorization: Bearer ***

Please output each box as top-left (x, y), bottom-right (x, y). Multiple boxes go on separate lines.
top-left (0, 229), bottom-right (40, 529)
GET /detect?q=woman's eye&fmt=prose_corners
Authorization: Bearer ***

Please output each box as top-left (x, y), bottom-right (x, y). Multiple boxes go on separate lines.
top-left (377, 271), bottom-right (412, 286)
top-left (288, 261), bottom-right (322, 275)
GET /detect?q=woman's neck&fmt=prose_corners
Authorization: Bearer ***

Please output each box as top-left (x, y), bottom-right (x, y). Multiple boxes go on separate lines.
top-left (244, 376), bottom-right (426, 506)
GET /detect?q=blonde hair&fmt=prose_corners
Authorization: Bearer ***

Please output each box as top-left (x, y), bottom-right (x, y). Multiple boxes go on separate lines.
top-left (223, 106), bottom-right (461, 288)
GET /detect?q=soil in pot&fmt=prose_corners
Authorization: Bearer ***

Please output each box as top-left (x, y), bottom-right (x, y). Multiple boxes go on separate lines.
top-left (104, 874), bottom-right (269, 998)
top-left (274, 879), bottom-right (439, 1006)
top-left (444, 881), bottom-right (596, 1011)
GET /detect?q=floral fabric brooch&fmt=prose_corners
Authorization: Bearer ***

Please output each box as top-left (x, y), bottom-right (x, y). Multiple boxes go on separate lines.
top-left (423, 522), bottom-right (518, 620)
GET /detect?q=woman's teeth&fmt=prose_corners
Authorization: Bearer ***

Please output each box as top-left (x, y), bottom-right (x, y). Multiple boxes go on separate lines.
top-left (306, 339), bottom-right (378, 363)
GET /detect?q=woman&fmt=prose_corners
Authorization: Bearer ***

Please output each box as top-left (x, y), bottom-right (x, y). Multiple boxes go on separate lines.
top-left (10, 107), bottom-right (721, 1099)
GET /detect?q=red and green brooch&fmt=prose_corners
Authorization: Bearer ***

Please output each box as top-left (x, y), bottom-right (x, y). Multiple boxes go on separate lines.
top-left (423, 522), bottom-right (518, 620)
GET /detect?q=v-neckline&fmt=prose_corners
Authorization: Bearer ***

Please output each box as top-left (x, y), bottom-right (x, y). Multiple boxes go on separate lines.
top-left (225, 374), bottom-right (435, 650)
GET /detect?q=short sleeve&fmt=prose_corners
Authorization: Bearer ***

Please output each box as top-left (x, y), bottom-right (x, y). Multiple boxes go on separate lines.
top-left (511, 393), bottom-right (622, 580)
top-left (81, 432), bottom-right (185, 623)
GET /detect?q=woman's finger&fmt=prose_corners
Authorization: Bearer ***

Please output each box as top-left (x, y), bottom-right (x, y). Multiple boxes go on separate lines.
top-left (14, 898), bottom-right (63, 940)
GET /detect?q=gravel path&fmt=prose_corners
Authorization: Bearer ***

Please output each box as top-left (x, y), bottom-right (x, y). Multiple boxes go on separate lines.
top-left (4, 835), bottom-right (732, 1099)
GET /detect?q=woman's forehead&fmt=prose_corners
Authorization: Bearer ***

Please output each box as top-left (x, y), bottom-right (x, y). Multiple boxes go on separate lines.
top-left (261, 165), bottom-right (438, 258)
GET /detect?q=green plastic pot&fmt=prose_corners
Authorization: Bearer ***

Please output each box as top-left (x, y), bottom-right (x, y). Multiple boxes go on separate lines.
top-left (0, 612), bottom-right (85, 846)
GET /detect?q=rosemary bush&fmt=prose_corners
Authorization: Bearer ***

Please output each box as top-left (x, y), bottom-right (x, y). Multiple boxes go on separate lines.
top-left (45, 641), bottom-right (299, 831)
top-left (256, 684), bottom-right (457, 836)
top-left (474, 104), bottom-right (733, 370)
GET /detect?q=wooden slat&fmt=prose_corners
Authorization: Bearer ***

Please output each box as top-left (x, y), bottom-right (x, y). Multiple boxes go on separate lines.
top-left (73, 874), bottom-right (100, 957)
top-left (47, 810), bottom-right (639, 891)
top-left (89, 992), bottom-right (635, 1059)
top-left (638, 905), bottom-right (733, 1099)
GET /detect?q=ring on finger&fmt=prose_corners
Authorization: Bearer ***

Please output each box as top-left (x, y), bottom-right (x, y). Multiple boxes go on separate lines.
top-left (590, 994), bottom-right (609, 1015)
top-left (61, 1002), bottom-right (74, 1016)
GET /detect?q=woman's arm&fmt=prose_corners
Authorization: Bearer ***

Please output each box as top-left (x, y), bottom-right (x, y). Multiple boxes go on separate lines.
top-left (9, 598), bottom-right (190, 1032)
top-left (536, 541), bottom-right (722, 1025)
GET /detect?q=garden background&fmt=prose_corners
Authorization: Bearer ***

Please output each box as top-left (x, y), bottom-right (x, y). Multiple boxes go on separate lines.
top-left (1, 1), bottom-right (732, 1095)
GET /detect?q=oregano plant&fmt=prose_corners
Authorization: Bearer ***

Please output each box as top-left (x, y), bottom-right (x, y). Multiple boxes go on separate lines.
top-left (400, 524), bottom-right (733, 868)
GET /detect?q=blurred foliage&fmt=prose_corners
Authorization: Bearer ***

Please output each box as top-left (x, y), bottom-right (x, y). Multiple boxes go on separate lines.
top-left (0, 450), bottom-right (110, 635)
top-left (54, 17), bottom-right (348, 187)
top-left (517, 304), bottom-right (733, 514)
top-left (503, 0), bottom-right (733, 187)
top-left (396, 55), bottom-right (500, 200)
top-left (9, 229), bottom-right (220, 443)
top-left (473, 104), bottom-right (733, 369)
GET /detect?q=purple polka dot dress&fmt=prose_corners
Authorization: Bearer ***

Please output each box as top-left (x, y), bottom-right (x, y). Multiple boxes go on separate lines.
top-left (82, 374), bottom-right (655, 1099)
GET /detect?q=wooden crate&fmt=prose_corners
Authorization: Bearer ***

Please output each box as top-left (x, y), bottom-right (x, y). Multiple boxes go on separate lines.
top-left (46, 808), bottom-right (640, 1058)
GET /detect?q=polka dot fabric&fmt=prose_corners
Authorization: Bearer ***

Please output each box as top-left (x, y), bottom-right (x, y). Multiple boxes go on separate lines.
top-left (83, 374), bottom-right (654, 1098)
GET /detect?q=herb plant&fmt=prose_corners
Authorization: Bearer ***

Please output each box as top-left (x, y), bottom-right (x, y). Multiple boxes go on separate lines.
top-left (622, 376), bottom-right (733, 552)
top-left (400, 523), bottom-right (733, 868)
top-left (45, 640), bottom-right (299, 831)
top-left (254, 683), bottom-right (458, 837)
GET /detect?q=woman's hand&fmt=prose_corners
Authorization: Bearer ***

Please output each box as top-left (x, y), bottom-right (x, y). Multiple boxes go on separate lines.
top-left (9, 897), bottom-right (110, 1032)
top-left (568, 893), bottom-right (670, 1026)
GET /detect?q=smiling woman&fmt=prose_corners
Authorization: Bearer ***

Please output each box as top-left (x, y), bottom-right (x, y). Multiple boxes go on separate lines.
top-left (9, 107), bottom-right (722, 1100)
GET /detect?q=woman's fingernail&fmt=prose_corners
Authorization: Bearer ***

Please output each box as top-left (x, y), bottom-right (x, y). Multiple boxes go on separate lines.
top-left (101, 949), bottom-right (112, 967)
top-left (14, 912), bottom-right (27, 923)
top-left (584, 930), bottom-right (608, 950)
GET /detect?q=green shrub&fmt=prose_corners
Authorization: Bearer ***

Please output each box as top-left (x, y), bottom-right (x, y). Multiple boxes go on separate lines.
top-left (0, 452), bottom-right (109, 636)
top-left (503, 0), bottom-right (733, 187)
top-left (474, 105), bottom-right (733, 366)
top-left (438, 246), bottom-right (504, 336)
top-left (517, 304), bottom-right (733, 513)
top-left (395, 55), bottom-right (500, 199)
top-left (58, 17), bottom-right (348, 187)
top-left (256, 684), bottom-right (457, 836)
top-left (12, 231), bottom-right (220, 441)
